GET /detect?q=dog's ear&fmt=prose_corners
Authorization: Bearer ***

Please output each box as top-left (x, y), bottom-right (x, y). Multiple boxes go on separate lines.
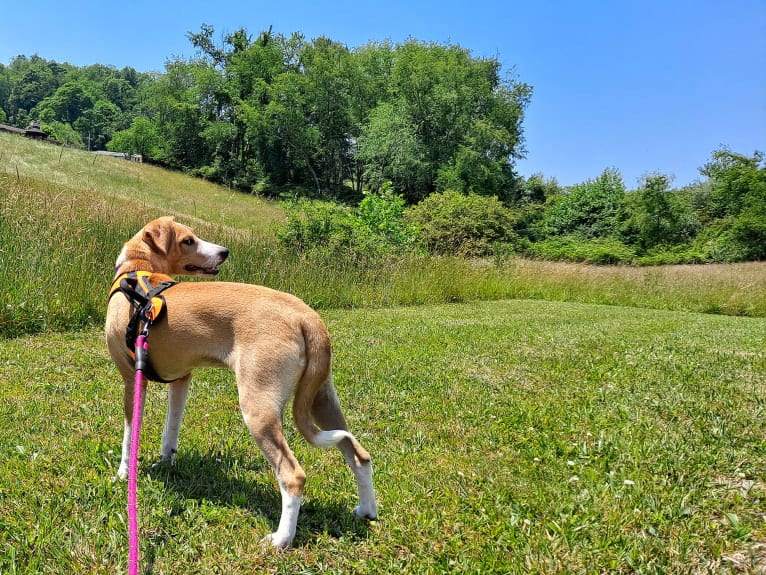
top-left (142, 218), bottom-right (174, 255)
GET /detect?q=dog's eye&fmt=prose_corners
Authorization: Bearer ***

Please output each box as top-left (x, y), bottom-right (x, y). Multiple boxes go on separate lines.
top-left (182, 238), bottom-right (195, 246)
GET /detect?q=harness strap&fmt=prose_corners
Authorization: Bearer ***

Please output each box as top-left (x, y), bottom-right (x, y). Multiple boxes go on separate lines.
top-left (109, 271), bottom-right (178, 383)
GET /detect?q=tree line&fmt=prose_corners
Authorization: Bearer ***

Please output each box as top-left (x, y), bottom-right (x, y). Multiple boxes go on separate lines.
top-left (0, 26), bottom-right (531, 203)
top-left (1, 26), bottom-right (764, 263)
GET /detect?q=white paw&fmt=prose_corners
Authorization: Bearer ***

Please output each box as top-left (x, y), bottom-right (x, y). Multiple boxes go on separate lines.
top-left (261, 532), bottom-right (293, 549)
top-left (153, 450), bottom-right (177, 468)
top-left (354, 504), bottom-right (378, 520)
top-left (116, 463), bottom-right (128, 480)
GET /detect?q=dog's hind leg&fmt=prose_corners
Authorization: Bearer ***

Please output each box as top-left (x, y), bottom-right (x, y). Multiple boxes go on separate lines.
top-left (160, 374), bottom-right (191, 465)
top-left (239, 399), bottom-right (307, 548)
top-left (311, 381), bottom-right (378, 520)
top-left (117, 375), bottom-right (147, 480)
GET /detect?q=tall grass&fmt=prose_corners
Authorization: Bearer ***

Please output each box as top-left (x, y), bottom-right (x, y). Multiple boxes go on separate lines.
top-left (0, 132), bottom-right (284, 232)
top-left (2, 133), bottom-right (765, 338)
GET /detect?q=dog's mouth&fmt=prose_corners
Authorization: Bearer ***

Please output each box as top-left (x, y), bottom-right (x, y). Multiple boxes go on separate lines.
top-left (185, 265), bottom-right (220, 275)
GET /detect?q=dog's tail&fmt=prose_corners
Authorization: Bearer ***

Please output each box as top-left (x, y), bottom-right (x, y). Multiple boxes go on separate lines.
top-left (292, 314), bottom-right (371, 467)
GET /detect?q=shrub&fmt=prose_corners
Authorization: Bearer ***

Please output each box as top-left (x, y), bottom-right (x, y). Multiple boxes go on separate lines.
top-left (525, 235), bottom-right (636, 264)
top-left (692, 214), bottom-right (766, 262)
top-left (635, 245), bottom-right (708, 266)
top-left (357, 185), bottom-right (420, 250)
top-left (729, 214), bottom-right (766, 260)
top-left (541, 168), bottom-right (627, 239)
top-left (275, 186), bottom-right (419, 257)
top-left (405, 190), bottom-right (517, 256)
top-left (275, 200), bottom-right (357, 253)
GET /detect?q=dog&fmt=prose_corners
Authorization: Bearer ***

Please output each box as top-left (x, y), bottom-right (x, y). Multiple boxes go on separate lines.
top-left (105, 216), bottom-right (377, 547)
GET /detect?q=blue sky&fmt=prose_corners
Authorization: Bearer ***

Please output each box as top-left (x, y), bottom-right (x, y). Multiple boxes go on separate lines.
top-left (1, 0), bottom-right (764, 188)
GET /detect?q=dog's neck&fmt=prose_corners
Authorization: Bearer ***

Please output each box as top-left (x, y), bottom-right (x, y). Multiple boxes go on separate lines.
top-left (114, 245), bottom-right (172, 279)
top-left (115, 258), bottom-right (153, 275)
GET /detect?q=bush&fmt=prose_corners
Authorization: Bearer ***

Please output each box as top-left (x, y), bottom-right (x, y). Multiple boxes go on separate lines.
top-left (635, 245), bottom-right (708, 266)
top-left (405, 190), bottom-right (517, 256)
top-left (275, 200), bottom-right (357, 253)
top-left (357, 185), bottom-right (421, 250)
top-left (541, 168), bottom-right (627, 239)
top-left (525, 235), bottom-right (636, 264)
top-left (683, 215), bottom-right (766, 263)
top-left (275, 186), bottom-right (419, 258)
top-left (729, 214), bottom-right (766, 260)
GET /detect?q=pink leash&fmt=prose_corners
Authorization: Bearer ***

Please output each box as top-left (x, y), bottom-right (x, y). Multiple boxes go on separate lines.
top-left (127, 334), bottom-right (147, 575)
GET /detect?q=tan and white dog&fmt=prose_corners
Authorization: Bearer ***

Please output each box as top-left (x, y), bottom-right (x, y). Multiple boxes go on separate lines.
top-left (105, 216), bottom-right (377, 547)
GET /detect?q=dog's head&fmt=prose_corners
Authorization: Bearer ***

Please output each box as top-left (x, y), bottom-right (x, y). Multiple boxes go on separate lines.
top-left (116, 216), bottom-right (229, 277)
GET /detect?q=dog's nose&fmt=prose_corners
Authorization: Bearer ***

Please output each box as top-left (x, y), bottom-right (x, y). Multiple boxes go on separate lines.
top-left (219, 248), bottom-right (230, 262)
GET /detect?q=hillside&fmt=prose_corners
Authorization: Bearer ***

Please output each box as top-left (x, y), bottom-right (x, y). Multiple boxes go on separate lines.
top-left (1, 130), bottom-right (766, 339)
top-left (0, 132), bottom-right (283, 232)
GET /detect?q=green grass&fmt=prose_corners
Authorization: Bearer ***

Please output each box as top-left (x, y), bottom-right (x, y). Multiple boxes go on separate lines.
top-left (2, 170), bottom-right (765, 338)
top-left (1, 300), bottom-right (765, 573)
top-left (2, 130), bottom-right (766, 572)
top-left (3, 132), bottom-right (766, 340)
top-left (0, 132), bottom-right (284, 232)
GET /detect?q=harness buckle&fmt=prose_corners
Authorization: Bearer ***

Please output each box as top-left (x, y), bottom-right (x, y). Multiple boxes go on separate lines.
top-left (109, 271), bottom-right (178, 383)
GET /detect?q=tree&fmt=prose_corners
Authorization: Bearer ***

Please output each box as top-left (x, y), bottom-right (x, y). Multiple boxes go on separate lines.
top-left (625, 173), bottom-right (698, 250)
top-left (356, 101), bottom-right (428, 199)
top-left (700, 148), bottom-right (766, 219)
top-left (388, 41), bottom-right (531, 199)
top-left (542, 168), bottom-right (627, 238)
top-left (35, 81), bottom-right (94, 124)
top-left (696, 148), bottom-right (766, 261)
top-left (6, 56), bottom-right (59, 124)
top-left (107, 116), bottom-right (163, 158)
top-left (74, 99), bottom-right (122, 150)
top-left (300, 36), bottom-right (355, 190)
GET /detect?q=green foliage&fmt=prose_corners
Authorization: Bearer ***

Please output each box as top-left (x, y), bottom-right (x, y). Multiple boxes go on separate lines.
top-left (688, 216), bottom-right (766, 263)
top-left (357, 184), bottom-right (420, 248)
top-left (515, 173), bottom-right (561, 205)
top-left (0, 55), bottom-right (146, 150)
top-left (685, 149), bottom-right (766, 262)
top-left (356, 101), bottom-right (428, 198)
top-left (542, 168), bottom-right (627, 239)
top-left (0, 28), bottom-right (528, 199)
top-left (275, 199), bottom-right (357, 253)
top-left (700, 148), bottom-right (766, 219)
top-left (388, 41), bottom-right (531, 200)
top-left (405, 190), bottom-right (517, 256)
top-left (729, 214), bottom-right (766, 260)
top-left (275, 186), bottom-right (419, 257)
top-left (107, 116), bottom-right (164, 158)
top-left (3, 131), bottom-right (766, 342)
top-left (3, 44), bottom-right (766, 266)
top-left (635, 244), bottom-right (709, 266)
top-left (35, 81), bottom-right (95, 124)
top-left (525, 235), bottom-right (636, 264)
top-left (623, 173), bottom-right (700, 251)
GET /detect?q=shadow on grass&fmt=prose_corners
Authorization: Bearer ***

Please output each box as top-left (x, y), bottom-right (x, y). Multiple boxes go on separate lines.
top-left (144, 448), bottom-right (372, 553)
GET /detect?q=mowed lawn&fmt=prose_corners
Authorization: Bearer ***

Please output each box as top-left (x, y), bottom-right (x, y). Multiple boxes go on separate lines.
top-left (1, 299), bottom-right (765, 574)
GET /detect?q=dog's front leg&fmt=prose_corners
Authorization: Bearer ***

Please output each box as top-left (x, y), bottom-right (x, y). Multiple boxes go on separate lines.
top-left (116, 377), bottom-right (147, 480)
top-left (159, 375), bottom-right (191, 465)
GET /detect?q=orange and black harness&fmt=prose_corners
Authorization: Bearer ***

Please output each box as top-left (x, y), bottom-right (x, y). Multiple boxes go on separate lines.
top-left (108, 271), bottom-right (178, 383)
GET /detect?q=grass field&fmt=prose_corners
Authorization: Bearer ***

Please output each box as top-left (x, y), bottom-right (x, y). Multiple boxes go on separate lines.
top-left (2, 132), bottom-right (766, 573)
top-left (1, 300), bottom-right (765, 573)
